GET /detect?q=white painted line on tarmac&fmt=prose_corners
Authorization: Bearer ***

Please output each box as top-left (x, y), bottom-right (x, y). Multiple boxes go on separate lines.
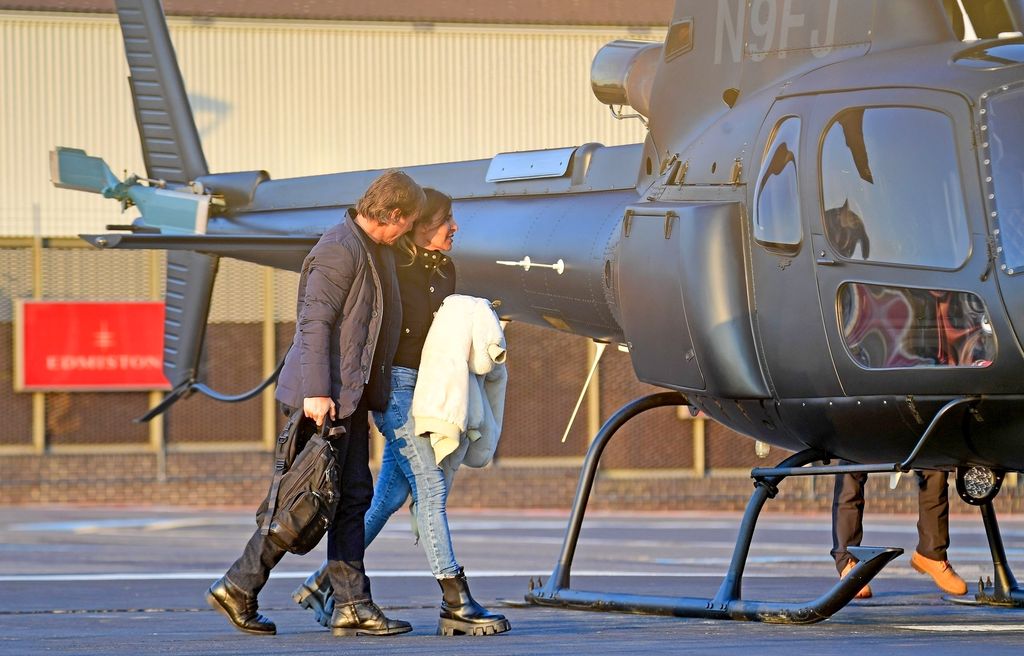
top-left (12, 516), bottom-right (1024, 538)
top-left (0, 569), bottom-right (808, 583)
top-left (8, 518), bottom-right (251, 533)
top-left (896, 624), bottom-right (1024, 632)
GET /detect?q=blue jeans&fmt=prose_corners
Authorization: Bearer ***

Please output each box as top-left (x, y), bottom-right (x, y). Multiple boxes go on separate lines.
top-left (366, 366), bottom-right (459, 577)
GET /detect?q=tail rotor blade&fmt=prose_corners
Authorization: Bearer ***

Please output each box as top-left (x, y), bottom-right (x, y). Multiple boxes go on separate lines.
top-left (49, 147), bottom-right (120, 194)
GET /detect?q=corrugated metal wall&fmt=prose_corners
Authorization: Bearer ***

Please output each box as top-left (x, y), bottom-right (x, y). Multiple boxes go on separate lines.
top-left (0, 9), bottom-right (768, 475)
top-left (1, 10), bottom-right (659, 238)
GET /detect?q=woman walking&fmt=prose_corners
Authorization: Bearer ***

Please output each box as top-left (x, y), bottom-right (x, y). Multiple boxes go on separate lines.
top-left (293, 188), bottom-right (511, 637)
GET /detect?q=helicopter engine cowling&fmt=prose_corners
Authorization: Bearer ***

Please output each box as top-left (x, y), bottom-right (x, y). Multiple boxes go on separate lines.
top-left (450, 190), bottom-right (632, 344)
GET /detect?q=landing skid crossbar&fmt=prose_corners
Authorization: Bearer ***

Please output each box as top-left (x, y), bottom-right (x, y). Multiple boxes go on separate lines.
top-left (525, 393), bottom-right (902, 624)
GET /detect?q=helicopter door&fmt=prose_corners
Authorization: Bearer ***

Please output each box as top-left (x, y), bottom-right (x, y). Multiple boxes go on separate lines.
top-left (616, 203), bottom-right (706, 392)
top-left (748, 101), bottom-right (843, 399)
top-left (809, 89), bottom-right (1006, 397)
top-left (617, 200), bottom-right (769, 398)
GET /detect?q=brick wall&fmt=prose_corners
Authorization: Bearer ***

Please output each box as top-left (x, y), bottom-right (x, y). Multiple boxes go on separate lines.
top-left (4, 289), bottom-right (1022, 515)
top-left (3, 451), bottom-right (1023, 515)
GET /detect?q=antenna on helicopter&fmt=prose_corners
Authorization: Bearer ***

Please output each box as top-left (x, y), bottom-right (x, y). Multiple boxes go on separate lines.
top-left (560, 342), bottom-right (608, 443)
top-left (955, 0), bottom-right (980, 41)
top-left (495, 255), bottom-right (565, 274)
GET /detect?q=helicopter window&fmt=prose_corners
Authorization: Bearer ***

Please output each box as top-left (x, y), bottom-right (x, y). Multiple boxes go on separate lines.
top-left (664, 18), bottom-right (694, 62)
top-left (838, 283), bottom-right (994, 369)
top-left (820, 107), bottom-right (970, 268)
top-left (953, 41), bottom-right (1024, 70)
top-left (754, 116), bottom-right (801, 251)
top-left (983, 85), bottom-right (1024, 274)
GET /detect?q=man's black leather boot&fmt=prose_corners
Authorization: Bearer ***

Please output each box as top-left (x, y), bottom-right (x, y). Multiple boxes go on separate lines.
top-left (328, 601), bottom-right (413, 637)
top-left (206, 577), bottom-right (276, 635)
top-left (437, 568), bottom-right (511, 636)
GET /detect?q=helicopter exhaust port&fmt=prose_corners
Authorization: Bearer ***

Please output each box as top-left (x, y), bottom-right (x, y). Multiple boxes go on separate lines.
top-left (590, 39), bottom-right (661, 121)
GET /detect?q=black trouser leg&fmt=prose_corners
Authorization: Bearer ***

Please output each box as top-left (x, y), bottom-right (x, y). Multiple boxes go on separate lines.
top-left (223, 403), bottom-right (307, 596)
top-left (326, 400), bottom-right (375, 604)
top-left (225, 528), bottom-right (288, 596)
top-left (831, 469), bottom-right (868, 574)
top-left (915, 469), bottom-right (950, 561)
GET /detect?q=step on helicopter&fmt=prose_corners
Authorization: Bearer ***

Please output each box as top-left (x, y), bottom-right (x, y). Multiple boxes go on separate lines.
top-left (51, 0), bottom-right (1024, 623)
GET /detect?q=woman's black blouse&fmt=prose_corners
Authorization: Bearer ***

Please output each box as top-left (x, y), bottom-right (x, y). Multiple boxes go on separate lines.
top-left (392, 249), bottom-right (456, 369)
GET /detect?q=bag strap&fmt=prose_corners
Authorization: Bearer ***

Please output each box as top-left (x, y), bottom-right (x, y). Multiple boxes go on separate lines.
top-left (320, 418), bottom-right (346, 440)
top-left (260, 409), bottom-right (302, 535)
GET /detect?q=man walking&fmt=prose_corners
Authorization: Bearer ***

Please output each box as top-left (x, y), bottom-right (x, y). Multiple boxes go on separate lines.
top-left (207, 170), bottom-right (425, 636)
top-left (833, 469), bottom-right (967, 599)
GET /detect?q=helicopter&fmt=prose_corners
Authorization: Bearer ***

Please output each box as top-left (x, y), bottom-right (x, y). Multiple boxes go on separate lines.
top-left (51, 0), bottom-right (1024, 623)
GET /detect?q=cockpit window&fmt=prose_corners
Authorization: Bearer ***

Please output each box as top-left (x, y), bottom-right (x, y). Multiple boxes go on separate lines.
top-left (820, 107), bottom-right (970, 268)
top-left (954, 41), bottom-right (1024, 70)
top-left (839, 283), bottom-right (995, 369)
top-left (754, 116), bottom-right (801, 252)
top-left (982, 84), bottom-right (1024, 274)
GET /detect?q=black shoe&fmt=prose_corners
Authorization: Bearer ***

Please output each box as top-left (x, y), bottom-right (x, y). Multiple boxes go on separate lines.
top-left (206, 577), bottom-right (276, 635)
top-left (292, 560), bottom-right (334, 628)
top-left (329, 601), bottom-right (413, 637)
top-left (437, 568), bottom-right (511, 636)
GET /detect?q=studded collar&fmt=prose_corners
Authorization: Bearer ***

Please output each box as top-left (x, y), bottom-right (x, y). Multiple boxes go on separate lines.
top-left (418, 249), bottom-right (450, 271)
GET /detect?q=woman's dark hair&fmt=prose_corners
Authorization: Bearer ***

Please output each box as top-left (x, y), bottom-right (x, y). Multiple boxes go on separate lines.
top-left (395, 188), bottom-right (452, 265)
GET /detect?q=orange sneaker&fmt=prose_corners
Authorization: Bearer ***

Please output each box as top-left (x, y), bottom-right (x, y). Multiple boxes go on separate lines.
top-left (910, 551), bottom-right (967, 595)
top-left (840, 560), bottom-right (873, 599)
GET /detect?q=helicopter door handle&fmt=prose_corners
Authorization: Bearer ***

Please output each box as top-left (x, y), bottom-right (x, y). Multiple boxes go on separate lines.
top-left (812, 235), bottom-right (836, 265)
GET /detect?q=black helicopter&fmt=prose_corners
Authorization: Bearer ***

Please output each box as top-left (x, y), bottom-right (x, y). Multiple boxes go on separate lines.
top-left (52, 0), bottom-right (1024, 623)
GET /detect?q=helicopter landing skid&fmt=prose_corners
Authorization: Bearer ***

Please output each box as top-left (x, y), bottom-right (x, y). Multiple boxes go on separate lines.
top-left (963, 499), bottom-right (1024, 608)
top-left (970, 586), bottom-right (1024, 607)
top-left (944, 593), bottom-right (1019, 607)
top-left (524, 394), bottom-right (902, 624)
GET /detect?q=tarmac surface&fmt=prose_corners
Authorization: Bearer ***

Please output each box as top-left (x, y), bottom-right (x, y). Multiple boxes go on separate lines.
top-left (3, 506), bottom-right (1024, 654)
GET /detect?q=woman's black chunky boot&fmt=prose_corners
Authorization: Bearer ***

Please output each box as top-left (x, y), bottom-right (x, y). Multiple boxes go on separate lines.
top-left (291, 559), bottom-right (334, 627)
top-left (437, 568), bottom-right (511, 636)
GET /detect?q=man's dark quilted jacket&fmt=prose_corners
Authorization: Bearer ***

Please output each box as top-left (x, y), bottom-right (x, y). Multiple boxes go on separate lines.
top-left (275, 210), bottom-right (401, 420)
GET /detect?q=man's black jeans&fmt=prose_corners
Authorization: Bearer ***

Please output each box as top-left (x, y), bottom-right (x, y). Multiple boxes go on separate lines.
top-left (226, 398), bottom-right (374, 602)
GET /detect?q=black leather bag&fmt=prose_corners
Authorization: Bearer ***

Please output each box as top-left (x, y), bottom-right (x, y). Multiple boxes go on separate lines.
top-left (255, 410), bottom-right (342, 555)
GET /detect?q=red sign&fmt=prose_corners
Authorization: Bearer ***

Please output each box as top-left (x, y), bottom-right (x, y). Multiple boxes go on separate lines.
top-left (15, 301), bottom-right (170, 391)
